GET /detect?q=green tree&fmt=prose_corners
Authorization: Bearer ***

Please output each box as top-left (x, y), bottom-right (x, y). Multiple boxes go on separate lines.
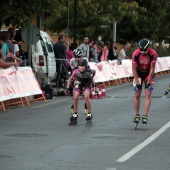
top-left (45, 0), bottom-right (144, 42)
top-left (0, 0), bottom-right (58, 28)
top-left (117, 0), bottom-right (170, 44)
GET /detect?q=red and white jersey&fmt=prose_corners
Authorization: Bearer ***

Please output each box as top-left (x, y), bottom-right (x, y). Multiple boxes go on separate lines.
top-left (132, 48), bottom-right (157, 72)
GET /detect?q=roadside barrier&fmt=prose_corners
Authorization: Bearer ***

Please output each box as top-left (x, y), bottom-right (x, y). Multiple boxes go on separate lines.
top-left (88, 57), bottom-right (170, 87)
top-left (0, 67), bottom-right (45, 111)
top-left (1, 57), bottom-right (170, 111)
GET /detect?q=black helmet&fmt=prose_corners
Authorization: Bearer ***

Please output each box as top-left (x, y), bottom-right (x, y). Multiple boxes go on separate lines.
top-left (78, 58), bottom-right (88, 67)
top-left (74, 48), bottom-right (83, 57)
top-left (138, 38), bottom-right (150, 50)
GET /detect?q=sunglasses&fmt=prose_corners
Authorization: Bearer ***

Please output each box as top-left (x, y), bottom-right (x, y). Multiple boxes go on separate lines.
top-left (140, 48), bottom-right (148, 52)
top-left (75, 56), bottom-right (80, 58)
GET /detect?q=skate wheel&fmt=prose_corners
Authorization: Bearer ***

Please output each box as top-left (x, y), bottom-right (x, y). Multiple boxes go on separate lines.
top-left (69, 121), bottom-right (77, 126)
top-left (143, 124), bottom-right (146, 130)
top-left (85, 120), bottom-right (92, 126)
top-left (134, 123), bottom-right (138, 130)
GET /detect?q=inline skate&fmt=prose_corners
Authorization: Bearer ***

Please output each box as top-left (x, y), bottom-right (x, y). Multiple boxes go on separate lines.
top-left (85, 113), bottom-right (93, 126)
top-left (133, 114), bottom-right (141, 130)
top-left (69, 113), bottom-right (78, 126)
top-left (164, 88), bottom-right (170, 95)
top-left (142, 115), bottom-right (148, 130)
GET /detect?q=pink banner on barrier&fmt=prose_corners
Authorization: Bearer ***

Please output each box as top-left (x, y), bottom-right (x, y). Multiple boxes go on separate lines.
top-left (0, 67), bottom-right (42, 102)
top-left (89, 57), bottom-right (169, 84)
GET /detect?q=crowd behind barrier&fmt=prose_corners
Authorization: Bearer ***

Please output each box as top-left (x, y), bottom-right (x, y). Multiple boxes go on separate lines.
top-left (0, 57), bottom-right (170, 111)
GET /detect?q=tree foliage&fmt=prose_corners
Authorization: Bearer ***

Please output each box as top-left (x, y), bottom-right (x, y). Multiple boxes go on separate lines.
top-left (0, 0), bottom-right (58, 28)
top-left (0, 0), bottom-right (170, 44)
top-left (45, 0), bottom-right (144, 42)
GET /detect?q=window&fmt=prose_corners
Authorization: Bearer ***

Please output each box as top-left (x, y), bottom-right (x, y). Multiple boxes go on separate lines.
top-left (43, 37), bottom-right (54, 53)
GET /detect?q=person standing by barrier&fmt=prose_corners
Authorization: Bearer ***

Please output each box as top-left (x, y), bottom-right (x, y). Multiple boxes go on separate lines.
top-left (132, 38), bottom-right (157, 127)
top-left (66, 43), bottom-right (74, 72)
top-left (118, 43), bottom-right (131, 64)
top-left (53, 34), bottom-right (69, 88)
top-left (78, 37), bottom-right (89, 60)
top-left (100, 41), bottom-right (110, 61)
top-left (108, 42), bottom-right (117, 60)
top-left (0, 40), bottom-right (21, 69)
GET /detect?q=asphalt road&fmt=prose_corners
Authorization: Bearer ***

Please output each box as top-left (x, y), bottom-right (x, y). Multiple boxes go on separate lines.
top-left (0, 74), bottom-right (170, 170)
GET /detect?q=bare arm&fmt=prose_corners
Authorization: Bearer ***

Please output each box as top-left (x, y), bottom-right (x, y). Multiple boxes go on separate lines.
top-left (0, 59), bottom-right (19, 69)
top-left (66, 75), bottom-right (74, 89)
top-left (132, 63), bottom-right (140, 84)
top-left (7, 53), bottom-right (23, 63)
top-left (147, 62), bottom-right (156, 82)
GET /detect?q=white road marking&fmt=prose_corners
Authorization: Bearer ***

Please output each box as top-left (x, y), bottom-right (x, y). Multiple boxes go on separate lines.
top-left (116, 121), bottom-right (170, 162)
top-left (161, 95), bottom-right (167, 99)
top-left (110, 95), bottom-right (117, 98)
top-left (32, 98), bottom-right (70, 108)
top-left (105, 168), bottom-right (117, 170)
top-left (128, 95), bottom-right (133, 98)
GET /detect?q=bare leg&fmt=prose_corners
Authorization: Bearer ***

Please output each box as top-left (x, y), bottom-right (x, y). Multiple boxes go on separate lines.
top-left (144, 89), bottom-right (152, 115)
top-left (83, 89), bottom-right (91, 113)
top-left (73, 90), bottom-right (80, 113)
top-left (134, 90), bottom-right (142, 115)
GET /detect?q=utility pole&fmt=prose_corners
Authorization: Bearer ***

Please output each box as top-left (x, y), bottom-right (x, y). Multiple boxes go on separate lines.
top-left (112, 21), bottom-right (117, 43)
top-left (73, 0), bottom-right (77, 48)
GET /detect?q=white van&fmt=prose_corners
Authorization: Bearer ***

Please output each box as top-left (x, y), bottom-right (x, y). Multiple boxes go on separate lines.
top-left (30, 31), bottom-right (56, 81)
top-left (1, 28), bottom-right (56, 83)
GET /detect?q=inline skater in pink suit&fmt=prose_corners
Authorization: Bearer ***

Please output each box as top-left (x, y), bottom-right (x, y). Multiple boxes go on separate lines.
top-left (66, 58), bottom-right (96, 125)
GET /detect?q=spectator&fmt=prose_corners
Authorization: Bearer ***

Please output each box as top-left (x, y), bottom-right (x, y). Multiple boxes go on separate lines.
top-left (0, 32), bottom-right (23, 64)
top-left (53, 34), bottom-right (69, 88)
top-left (77, 37), bottom-right (89, 59)
top-left (100, 41), bottom-right (110, 61)
top-left (66, 43), bottom-right (74, 72)
top-left (91, 43), bottom-right (98, 63)
top-left (108, 42), bottom-right (117, 60)
top-left (118, 43), bottom-right (131, 60)
top-left (97, 42), bottom-right (103, 62)
top-left (0, 31), bottom-right (10, 58)
top-left (0, 40), bottom-right (20, 69)
top-left (88, 41), bottom-right (94, 62)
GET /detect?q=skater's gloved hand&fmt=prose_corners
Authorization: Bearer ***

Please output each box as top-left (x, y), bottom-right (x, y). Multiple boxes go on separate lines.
top-left (134, 84), bottom-right (141, 92)
top-left (145, 83), bottom-right (153, 91)
top-left (65, 88), bottom-right (70, 95)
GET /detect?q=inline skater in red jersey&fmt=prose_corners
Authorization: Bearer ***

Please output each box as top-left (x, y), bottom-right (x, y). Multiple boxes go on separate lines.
top-left (132, 38), bottom-right (157, 129)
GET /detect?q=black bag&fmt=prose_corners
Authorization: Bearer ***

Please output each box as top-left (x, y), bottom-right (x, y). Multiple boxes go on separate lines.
top-left (44, 84), bottom-right (53, 99)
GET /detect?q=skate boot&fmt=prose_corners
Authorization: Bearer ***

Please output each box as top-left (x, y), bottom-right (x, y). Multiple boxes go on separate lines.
top-left (133, 114), bottom-right (140, 130)
top-left (85, 112), bottom-right (93, 125)
top-left (71, 104), bottom-right (74, 115)
top-left (69, 113), bottom-right (78, 126)
top-left (142, 115), bottom-right (148, 130)
top-left (84, 103), bottom-right (88, 115)
top-left (164, 88), bottom-right (170, 95)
